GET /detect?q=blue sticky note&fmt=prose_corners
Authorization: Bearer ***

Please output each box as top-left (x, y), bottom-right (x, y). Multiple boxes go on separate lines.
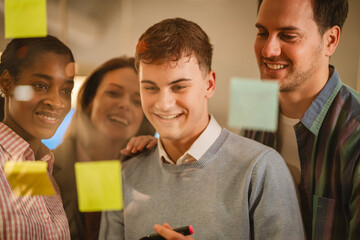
top-left (5, 0), bottom-right (47, 38)
top-left (228, 78), bottom-right (279, 132)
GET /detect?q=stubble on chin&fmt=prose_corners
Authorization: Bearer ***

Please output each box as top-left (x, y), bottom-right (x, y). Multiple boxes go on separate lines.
top-left (260, 66), bottom-right (308, 93)
top-left (278, 66), bottom-right (315, 93)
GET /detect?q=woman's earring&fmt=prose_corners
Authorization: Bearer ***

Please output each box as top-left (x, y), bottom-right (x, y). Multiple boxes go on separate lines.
top-left (0, 89), bottom-right (5, 98)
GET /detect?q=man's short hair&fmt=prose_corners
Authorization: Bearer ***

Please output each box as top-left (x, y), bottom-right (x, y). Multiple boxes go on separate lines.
top-left (257, 0), bottom-right (349, 35)
top-left (135, 18), bottom-right (213, 74)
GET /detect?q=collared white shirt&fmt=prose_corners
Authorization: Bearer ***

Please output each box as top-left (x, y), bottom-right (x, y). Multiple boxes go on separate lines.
top-left (0, 122), bottom-right (70, 240)
top-left (158, 115), bottom-right (222, 165)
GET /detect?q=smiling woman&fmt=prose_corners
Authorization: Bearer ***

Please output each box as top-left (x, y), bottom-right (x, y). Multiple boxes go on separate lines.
top-left (5, 52), bottom-right (74, 141)
top-left (0, 35), bottom-right (75, 239)
top-left (52, 56), bottom-right (156, 240)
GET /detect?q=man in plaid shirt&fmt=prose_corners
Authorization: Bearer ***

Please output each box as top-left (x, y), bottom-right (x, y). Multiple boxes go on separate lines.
top-left (247, 0), bottom-right (360, 239)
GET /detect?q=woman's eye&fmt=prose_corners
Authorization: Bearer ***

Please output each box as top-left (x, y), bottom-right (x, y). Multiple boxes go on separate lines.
top-left (133, 99), bottom-right (141, 106)
top-left (62, 89), bottom-right (72, 95)
top-left (107, 91), bottom-right (120, 97)
top-left (33, 83), bottom-right (48, 92)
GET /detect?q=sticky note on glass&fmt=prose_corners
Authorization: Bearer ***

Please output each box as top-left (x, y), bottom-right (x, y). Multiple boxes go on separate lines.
top-left (75, 160), bottom-right (123, 212)
top-left (228, 78), bottom-right (279, 132)
top-left (4, 161), bottom-right (55, 196)
top-left (4, 0), bottom-right (47, 38)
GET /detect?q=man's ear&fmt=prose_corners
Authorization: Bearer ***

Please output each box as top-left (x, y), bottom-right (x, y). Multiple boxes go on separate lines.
top-left (0, 70), bottom-right (15, 97)
top-left (205, 70), bottom-right (216, 99)
top-left (324, 25), bottom-right (341, 57)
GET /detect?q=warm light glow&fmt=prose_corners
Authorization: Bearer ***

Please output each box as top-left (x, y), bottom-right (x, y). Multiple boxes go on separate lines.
top-left (72, 75), bottom-right (86, 108)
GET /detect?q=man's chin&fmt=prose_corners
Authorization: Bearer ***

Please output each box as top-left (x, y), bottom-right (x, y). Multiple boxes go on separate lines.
top-left (159, 133), bottom-right (180, 142)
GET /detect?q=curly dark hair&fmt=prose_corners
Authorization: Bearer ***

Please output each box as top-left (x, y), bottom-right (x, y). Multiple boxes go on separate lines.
top-left (0, 35), bottom-right (74, 81)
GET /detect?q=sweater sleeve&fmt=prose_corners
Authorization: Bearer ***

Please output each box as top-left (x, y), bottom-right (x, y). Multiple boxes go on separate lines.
top-left (98, 210), bottom-right (124, 240)
top-left (248, 149), bottom-right (305, 240)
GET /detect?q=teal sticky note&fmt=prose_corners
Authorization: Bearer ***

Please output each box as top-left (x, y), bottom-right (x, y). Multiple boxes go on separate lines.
top-left (228, 78), bottom-right (279, 132)
top-left (75, 160), bottom-right (123, 212)
top-left (5, 0), bottom-right (47, 38)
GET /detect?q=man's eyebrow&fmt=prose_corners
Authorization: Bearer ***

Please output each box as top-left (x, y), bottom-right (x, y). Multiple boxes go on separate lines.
top-left (255, 23), bottom-right (265, 29)
top-left (278, 26), bottom-right (300, 31)
top-left (255, 23), bottom-right (300, 31)
top-left (169, 78), bottom-right (192, 85)
top-left (141, 80), bottom-right (155, 84)
top-left (141, 78), bottom-right (192, 85)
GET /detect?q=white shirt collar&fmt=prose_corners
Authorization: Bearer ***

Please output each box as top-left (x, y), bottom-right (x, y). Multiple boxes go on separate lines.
top-left (158, 115), bottom-right (222, 165)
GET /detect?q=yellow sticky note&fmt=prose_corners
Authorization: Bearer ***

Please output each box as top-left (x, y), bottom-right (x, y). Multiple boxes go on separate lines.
top-left (4, 0), bottom-right (47, 38)
top-left (228, 78), bottom-right (279, 132)
top-left (75, 160), bottom-right (123, 212)
top-left (4, 161), bottom-right (55, 196)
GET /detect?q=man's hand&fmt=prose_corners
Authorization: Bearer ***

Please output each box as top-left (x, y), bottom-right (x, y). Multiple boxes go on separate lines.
top-left (153, 223), bottom-right (194, 240)
top-left (120, 135), bottom-right (157, 156)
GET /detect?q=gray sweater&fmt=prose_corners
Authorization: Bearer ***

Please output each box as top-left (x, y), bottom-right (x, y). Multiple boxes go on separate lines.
top-left (99, 129), bottom-right (304, 239)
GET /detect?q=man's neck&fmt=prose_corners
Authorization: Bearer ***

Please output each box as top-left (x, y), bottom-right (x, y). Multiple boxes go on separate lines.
top-left (161, 135), bottom-right (199, 164)
top-left (161, 117), bottom-right (210, 163)
top-left (279, 67), bottom-right (332, 119)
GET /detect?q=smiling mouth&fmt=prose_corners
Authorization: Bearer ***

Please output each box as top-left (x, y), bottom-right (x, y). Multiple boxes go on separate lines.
top-left (109, 116), bottom-right (130, 126)
top-left (36, 112), bottom-right (60, 123)
top-left (155, 113), bottom-right (182, 120)
top-left (265, 63), bottom-right (288, 70)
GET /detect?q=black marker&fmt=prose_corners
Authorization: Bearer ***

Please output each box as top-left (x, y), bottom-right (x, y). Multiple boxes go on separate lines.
top-left (139, 225), bottom-right (194, 240)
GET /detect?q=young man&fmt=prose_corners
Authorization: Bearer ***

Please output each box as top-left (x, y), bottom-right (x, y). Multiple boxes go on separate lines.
top-left (245, 0), bottom-right (360, 239)
top-left (99, 18), bottom-right (304, 240)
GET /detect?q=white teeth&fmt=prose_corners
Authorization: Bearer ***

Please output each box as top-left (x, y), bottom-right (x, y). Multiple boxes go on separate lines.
top-left (157, 114), bottom-right (180, 120)
top-left (109, 116), bottom-right (129, 126)
top-left (37, 112), bottom-right (57, 121)
top-left (266, 63), bottom-right (286, 70)
top-left (41, 115), bottom-right (56, 121)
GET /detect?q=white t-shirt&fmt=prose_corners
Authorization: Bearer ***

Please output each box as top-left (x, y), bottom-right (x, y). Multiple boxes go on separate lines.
top-left (277, 113), bottom-right (301, 187)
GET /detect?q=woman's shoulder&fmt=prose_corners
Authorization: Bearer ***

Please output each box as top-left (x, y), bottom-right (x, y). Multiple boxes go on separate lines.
top-left (53, 137), bottom-right (77, 173)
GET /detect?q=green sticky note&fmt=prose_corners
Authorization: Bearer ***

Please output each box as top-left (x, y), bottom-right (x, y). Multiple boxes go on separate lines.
top-left (4, 161), bottom-right (55, 196)
top-left (228, 78), bottom-right (279, 132)
top-left (5, 0), bottom-right (47, 38)
top-left (75, 160), bottom-right (123, 212)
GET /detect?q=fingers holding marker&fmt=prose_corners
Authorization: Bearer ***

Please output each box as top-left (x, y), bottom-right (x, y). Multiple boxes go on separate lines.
top-left (152, 224), bottom-right (194, 240)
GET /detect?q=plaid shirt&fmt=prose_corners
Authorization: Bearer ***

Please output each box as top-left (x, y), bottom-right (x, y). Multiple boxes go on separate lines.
top-left (244, 66), bottom-right (360, 240)
top-left (0, 122), bottom-right (70, 240)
